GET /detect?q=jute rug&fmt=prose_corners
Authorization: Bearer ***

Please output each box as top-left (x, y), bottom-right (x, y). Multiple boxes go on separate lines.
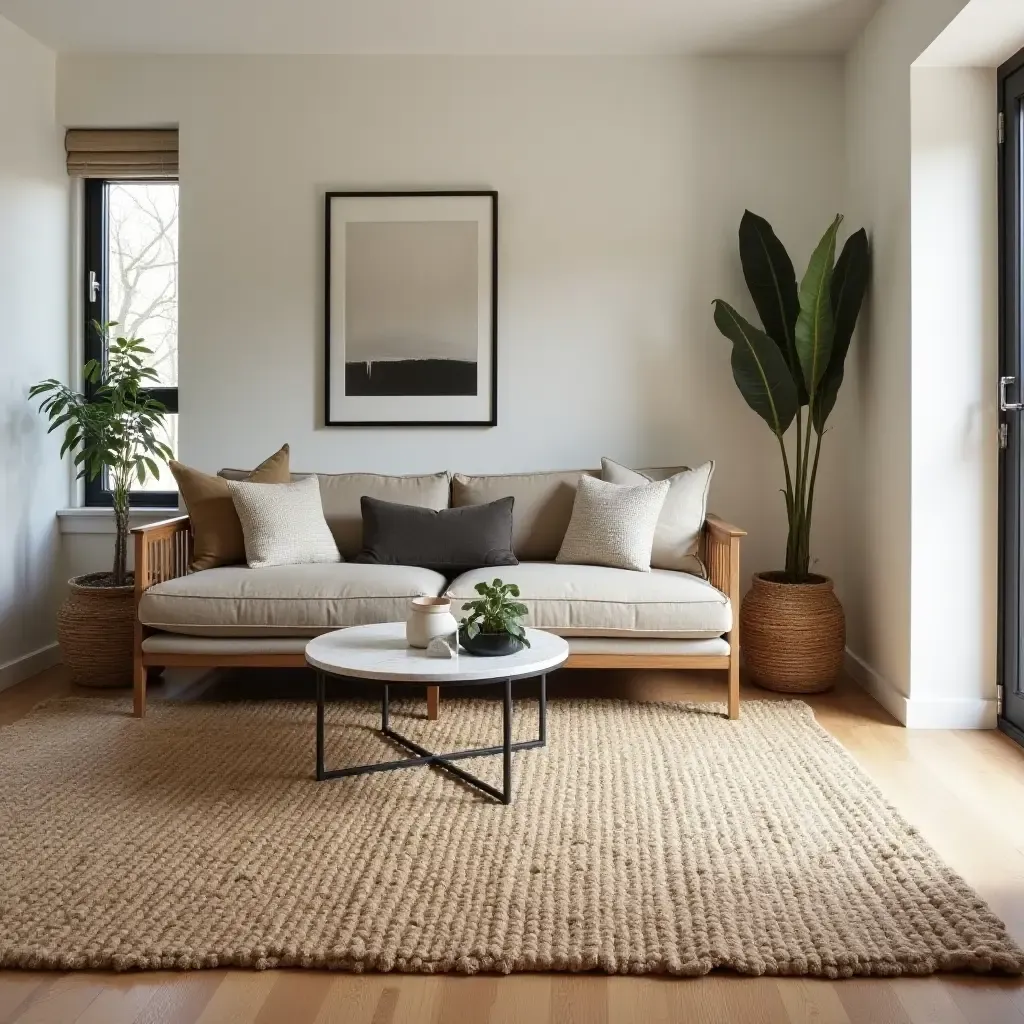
top-left (0, 697), bottom-right (1020, 977)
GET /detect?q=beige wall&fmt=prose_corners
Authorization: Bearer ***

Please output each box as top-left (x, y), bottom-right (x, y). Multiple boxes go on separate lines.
top-left (843, 0), bottom-right (1007, 727)
top-left (56, 54), bottom-right (852, 594)
top-left (0, 15), bottom-right (68, 690)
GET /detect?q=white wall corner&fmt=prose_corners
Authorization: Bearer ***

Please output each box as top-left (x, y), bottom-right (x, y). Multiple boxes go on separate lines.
top-left (844, 648), bottom-right (909, 724)
top-left (845, 648), bottom-right (997, 729)
top-left (0, 643), bottom-right (60, 695)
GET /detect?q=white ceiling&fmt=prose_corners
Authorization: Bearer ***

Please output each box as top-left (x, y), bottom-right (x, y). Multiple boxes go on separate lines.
top-left (0, 0), bottom-right (882, 55)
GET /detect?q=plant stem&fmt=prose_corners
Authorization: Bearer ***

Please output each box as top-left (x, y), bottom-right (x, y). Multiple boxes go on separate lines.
top-left (777, 431), bottom-right (796, 577)
top-left (796, 400), bottom-right (816, 580)
top-left (805, 428), bottom-right (824, 555)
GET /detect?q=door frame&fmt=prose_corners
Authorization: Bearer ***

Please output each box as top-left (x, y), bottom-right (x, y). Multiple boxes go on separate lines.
top-left (998, 46), bottom-right (1024, 742)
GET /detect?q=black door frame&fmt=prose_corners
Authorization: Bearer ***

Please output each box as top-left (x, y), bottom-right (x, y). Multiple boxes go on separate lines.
top-left (998, 47), bottom-right (1024, 743)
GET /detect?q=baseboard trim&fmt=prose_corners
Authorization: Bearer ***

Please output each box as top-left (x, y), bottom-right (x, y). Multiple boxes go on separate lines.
top-left (844, 649), bottom-right (909, 724)
top-left (0, 642), bottom-right (60, 695)
top-left (844, 648), bottom-right (997, 729)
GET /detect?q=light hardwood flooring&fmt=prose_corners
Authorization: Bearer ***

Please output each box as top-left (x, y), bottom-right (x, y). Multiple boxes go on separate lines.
top-left (2, 665), bottom-right (1024, 1024)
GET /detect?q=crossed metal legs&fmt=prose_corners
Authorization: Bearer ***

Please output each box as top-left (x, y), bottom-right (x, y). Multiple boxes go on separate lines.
top-left (315, 672), bottom-right (547, 804)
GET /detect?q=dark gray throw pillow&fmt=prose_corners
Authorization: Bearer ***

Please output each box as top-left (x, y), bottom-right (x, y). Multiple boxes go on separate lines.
top-left (355, 496), bottom-right (518, 575)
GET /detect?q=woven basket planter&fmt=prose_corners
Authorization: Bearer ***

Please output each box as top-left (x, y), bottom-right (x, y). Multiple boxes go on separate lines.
top-left (57, 573), bottom-right (135, 688)
top-left (740, 572), bottom-right (845, 693)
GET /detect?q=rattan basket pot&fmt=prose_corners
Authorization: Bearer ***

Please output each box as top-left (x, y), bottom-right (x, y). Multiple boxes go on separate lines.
top-left (56, 573), bottom-right (135, 688)
top-left (740, 572), bottom-right (845, 693)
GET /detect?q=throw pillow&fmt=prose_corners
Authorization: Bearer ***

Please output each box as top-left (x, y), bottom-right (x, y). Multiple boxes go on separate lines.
top-left (601, 458), bottom-right (714, 577)
top-left (355, 496), bottom-right (518, 576)
top-left (170, 444), bottom-right (291, 571)
top-left (227, 475), bottom-right (341, 569)
top-left (556, 475), bottom-right (669, 572)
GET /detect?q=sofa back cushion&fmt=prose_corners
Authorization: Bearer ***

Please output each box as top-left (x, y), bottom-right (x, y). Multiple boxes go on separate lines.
top-left (451, 470), bottom-right (597, 561)
top-left (452, 466), bottom-right (689, 561)
top-left (219, 469), bottom-right (450, 558)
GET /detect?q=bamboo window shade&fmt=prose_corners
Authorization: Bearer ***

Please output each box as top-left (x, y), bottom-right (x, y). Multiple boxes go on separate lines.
top-left (65, 129), bottom-right (178, 178)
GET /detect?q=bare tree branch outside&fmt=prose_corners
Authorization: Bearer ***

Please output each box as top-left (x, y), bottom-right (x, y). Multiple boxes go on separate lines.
top-left (107, 182), bottom-right (179, 491)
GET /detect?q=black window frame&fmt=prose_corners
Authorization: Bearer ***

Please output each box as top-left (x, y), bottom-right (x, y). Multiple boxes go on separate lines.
top-left (998, 45), bottom-right (1024, 740)
top-left (83, 178), bottom-right (179, 508)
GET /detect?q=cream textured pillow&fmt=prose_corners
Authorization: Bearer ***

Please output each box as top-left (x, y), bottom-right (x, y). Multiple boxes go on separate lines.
top-left (602, 458), bottom-right (714, 577)
top-left (227, 476), bottom-right (341, 569)
top-left (556, 475), bottom-right (669, 573)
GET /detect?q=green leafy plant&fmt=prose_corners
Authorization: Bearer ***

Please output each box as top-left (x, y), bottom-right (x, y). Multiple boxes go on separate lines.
top-left (460, 579), bottom-right (531, 648)
top-left (29, 322), bottom-right (174, 587)
top-left (713, 211), bottom-right (869, 583)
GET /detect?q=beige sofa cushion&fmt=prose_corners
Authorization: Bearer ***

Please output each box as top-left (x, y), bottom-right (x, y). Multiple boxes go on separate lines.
top-left (139, 563), bottom-right (447, 637)
top-left (452, 467), bottom-right (688, 562)
top-left (452, 470), bottom-right (597, 561)
top-left (446, 563), bottom-right (730, 639)
top-left (219, 469), bottom-right (450, 558)
top-left (602, 459), bottom-right (713, 576)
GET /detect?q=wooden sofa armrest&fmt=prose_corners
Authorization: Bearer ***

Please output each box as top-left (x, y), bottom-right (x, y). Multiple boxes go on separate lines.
top-left (132, 515), bottom-right (192, 597)
top-left (703, 513), bottom-right (745, 598)
top-left (704, 513), bottom-right (745, 720)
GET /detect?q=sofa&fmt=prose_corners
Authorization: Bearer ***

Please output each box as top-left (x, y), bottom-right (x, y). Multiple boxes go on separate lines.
top-left (132, 467), bottom-right (746, 720)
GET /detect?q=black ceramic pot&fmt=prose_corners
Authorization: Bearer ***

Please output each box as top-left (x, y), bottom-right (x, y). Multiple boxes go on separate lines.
top-left (458, 629), bottom-right (524, 657)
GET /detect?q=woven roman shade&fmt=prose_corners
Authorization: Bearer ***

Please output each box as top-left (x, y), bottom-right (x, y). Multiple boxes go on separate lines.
top-left (65, 129), bottom-right (178, 178)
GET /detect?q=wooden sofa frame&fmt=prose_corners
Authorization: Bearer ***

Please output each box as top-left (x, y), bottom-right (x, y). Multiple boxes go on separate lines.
top-left (132, 515), bottom-right (745, 721)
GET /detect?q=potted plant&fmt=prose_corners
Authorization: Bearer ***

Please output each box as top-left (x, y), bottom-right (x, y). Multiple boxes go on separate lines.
top-left (712, 212), bottom-right (869, 693)
top-left (30, 323), bottom-right (174, 687)
top-left (459, 579), bottom-right (531, 657)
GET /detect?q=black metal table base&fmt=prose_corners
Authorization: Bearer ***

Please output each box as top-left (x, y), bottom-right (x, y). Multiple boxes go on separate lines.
top-left (315, 672), bottom-right (547, 804)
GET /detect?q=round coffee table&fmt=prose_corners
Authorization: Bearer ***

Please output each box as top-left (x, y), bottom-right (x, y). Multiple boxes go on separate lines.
top-left (305, 622), bottom-right (569, 804)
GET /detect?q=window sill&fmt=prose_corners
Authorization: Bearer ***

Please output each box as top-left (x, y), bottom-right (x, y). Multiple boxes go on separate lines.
top-left (57, 508), bottom-right (181, 535)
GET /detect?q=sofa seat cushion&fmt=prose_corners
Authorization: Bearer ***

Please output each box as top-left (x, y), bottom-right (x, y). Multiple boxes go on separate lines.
top-left (446, 563), bottom-right (731, 639)
top-left (139, 563), bottom-right (447, 637)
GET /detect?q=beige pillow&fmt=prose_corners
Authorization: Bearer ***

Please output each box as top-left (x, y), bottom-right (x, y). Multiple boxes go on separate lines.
top-left (556, 475), bottom-right (669, 573)
top-left (170, 444), bottom-right (290, 571)
top-left (227, 475), bottom-right (341, 569)
top-left (602, 459), bottom-right (714, 577)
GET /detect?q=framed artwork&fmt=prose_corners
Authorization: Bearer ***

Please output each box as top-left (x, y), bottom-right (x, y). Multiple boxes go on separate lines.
top-left (324, 190), bottom-right (498, 426)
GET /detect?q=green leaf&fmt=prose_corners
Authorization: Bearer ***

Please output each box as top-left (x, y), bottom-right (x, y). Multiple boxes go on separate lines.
top-left (713, 300), bottom-right (799, 437)
top-left (474, 582), bottom-right (488, 595)
top-left (507, 584), bottom-right (520, 598)
top-left (738, 210), bottom-right (805, 405)
top-left (813, 228), bottom-right (869, 433)
top-left (465, 621), bottom-right (480, 639)
top-left (795, 215), bottom-right (841, 396)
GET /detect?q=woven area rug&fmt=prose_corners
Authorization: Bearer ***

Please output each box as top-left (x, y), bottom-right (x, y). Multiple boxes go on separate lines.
top-left (0, 697), bottom-right (1021, 977)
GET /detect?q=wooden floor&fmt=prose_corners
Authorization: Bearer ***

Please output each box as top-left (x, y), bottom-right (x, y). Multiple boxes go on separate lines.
top-left (2, 666), bottom-right (1024, 1024)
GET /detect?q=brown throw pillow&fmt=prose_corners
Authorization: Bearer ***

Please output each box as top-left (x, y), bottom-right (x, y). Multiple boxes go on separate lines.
top-left (171, 444), bottom-right (290, 571)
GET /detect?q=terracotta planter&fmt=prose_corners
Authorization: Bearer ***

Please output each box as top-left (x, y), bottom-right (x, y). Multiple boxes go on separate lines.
top-left (740, 572), bottom-right (845, 693)
top-left (57, 573), bottom-right (135, 688)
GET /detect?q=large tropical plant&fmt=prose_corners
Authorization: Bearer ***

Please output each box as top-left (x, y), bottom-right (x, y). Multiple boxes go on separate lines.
top-left (713, 212), bottom-right (869, 583)
top-left (30, 322), bottom-right (174, 587)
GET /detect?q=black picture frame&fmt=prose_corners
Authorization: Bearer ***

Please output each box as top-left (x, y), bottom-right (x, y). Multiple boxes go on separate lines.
top-left (324, 190), bottom-right (498, 427)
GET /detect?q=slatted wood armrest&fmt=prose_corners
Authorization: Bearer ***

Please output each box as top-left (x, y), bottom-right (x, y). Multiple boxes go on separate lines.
top-left (132, 516), bottom-right (192, 595)
top-left (703, 513), bottom-right (745, 720)
top-left (133, 516), bottom-right (191, 718)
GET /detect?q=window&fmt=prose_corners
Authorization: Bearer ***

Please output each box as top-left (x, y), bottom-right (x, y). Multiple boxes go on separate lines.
top-left (83, 179), bottom-right (179, 507)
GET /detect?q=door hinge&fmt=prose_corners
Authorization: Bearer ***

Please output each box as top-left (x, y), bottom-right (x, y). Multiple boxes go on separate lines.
top-left (999, 111), bottom-right (1005, 145)
top-left (998, 682), bottom-right (1005, 715)
top-left (1000, 422), bottom-right (1009, 449)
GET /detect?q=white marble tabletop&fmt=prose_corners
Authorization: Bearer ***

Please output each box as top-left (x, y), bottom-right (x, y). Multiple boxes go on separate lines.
top-left (305, 622), bottom-right (569, 683)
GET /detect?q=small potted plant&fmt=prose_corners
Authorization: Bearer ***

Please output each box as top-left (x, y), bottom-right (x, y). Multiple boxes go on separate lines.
top-left (459, 579), bottom-right (531, 656)
top-left (30, 323), bottom-right (174, 687)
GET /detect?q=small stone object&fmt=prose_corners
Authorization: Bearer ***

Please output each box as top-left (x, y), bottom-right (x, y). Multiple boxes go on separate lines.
top-left (426, 635), bottom-right (457, 659)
